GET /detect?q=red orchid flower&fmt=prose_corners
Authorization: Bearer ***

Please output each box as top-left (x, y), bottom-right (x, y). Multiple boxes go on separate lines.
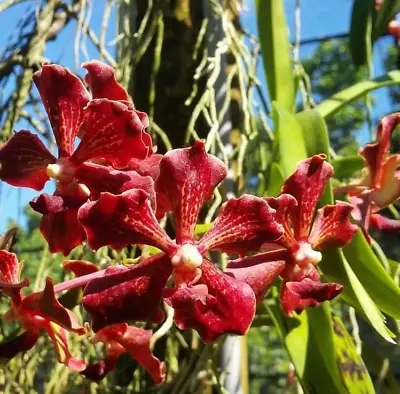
top-left (334, 113), bottom-right (400, 239)
top-left (82, 323), bottom-right (165, 384)
top-left (77, 140), bottom-right (284, 342)
top-left (0, 61), bottom-right (153, 255)
top-left (0, 250), bottom-right (86, 370)
top-left (229, 155), bottom-right (358, 315)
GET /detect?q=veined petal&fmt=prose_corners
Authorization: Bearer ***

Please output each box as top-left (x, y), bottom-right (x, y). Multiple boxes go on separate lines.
top-left (91, 323), bottom-right (166, 384)
top-left (280, 277), bottom-right (343, 316)
top-left (71, 100), bottom-right (152, 168)
top-left (82, 354), bottom-right (120, 381)
top-left (83, 254), bottom-right (172, 331)
top-left (309, 202), bottom-right (358, 250)
top-left (360, 113), bottom-right (400, 189)
top-left (62, 260), bottom-right (99, 277)
top-left (125, 154), bottom-right (163, 179)
top-left (265, 194), bottom-right (298, 249)
top-left (370, 214), bottom-right (400, 232)
top-left (281, 155), bottom-right (333, 240)
top-left (0, 251), bottom-right (29, 304)
top-left (155, 140), bottom-right (227, 244)
top-left (0, 131), bottom-right (55, 190)
top-left (163, 259), bottom-right (256, 343)
top-left (36, 207), bottom-right (86, 256)
top-left (227, 250), bottom-right (287, 302)
top-left (198, 195), bottom-right (283, 256)
top-left (78, 189), bottom-right (175, 253)
top-left (0, 330), bottom-right (39, 359)
top-left (33, 64), bottom-right (90, 157)
top-left (45, 322), bottom-right (86, 371)
top-left (369, 155), bottom-right (400, 207)
top-left (82, 60), bottom-right (130, 101)
top-left (75, 163), bottom-right (156, 207)
top-left (348, 195), bottom-right (373, 242)
top-left (21, 278), bottom-right (85, 335)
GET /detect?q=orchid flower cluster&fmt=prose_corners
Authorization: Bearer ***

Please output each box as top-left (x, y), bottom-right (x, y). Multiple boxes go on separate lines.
top-left (0, 61), bottom-right (360, 384)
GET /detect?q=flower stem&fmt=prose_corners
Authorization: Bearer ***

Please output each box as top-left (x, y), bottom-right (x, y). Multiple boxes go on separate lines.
top-left (53, 270), bottom-right (106, 293)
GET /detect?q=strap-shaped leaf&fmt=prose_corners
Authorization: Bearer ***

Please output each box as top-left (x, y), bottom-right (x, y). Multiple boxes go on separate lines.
top-left (316, 71), bottom-right (400, 119)
top-left (256, 0), bottom-right (294, 111)
top-left (331, 156), bottom-right (365, 180)
top-left (273, 102), bottom-right (307, 178)
top-left (349, 0), bottom-right (374, 68)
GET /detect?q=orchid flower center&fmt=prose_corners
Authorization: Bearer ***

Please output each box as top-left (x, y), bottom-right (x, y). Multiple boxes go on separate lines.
top-left (293, 242), bottom-right (322, 268)
top-left (171, 244), bottom-right (203, 270)
top-left (46, 159), bottom-right (75, 184)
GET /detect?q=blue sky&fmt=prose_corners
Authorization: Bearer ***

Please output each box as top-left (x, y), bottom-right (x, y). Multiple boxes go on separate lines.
top-left (0, 0), bottom-right (396, 230)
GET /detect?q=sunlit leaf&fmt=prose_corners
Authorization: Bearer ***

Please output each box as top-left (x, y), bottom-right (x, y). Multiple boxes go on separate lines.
top-left (316, 71), bottom-right (400, 119)
top-left (331, 156), bottom-right (365, 179)
top-left (256, 0), bottom-right (295, 111)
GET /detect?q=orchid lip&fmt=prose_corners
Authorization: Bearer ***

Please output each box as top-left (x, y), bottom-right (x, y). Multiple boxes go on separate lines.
top-left (171, 244), bottom-right (203, 270)
top-left (293, 242), bottom-right (322, 267)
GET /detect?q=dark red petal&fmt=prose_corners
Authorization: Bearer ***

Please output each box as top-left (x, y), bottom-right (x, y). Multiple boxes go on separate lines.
top-left (78, 189), bottom-right (175, 253)
top-left (266, 194), bottom-right (299, 249)
top-left (0, 250), bottom-right (29, 303)
top-left (281, 155), bottom-right (333, 240)
top-left (83, 254), bottom-right (172, 331)
top-left (62, 260), bottom-right (99, 277)
top-left (21, 277), bottom-right (85, 334)
top-left (164, 259), bottom-right (256, 343)
top-left (93, 323), bottom-right (166, 384)
top-left (44, 322), bottom-right (86, 371)
top-left (308, 202), bottom-right (358, 250)
top-left (360, 113), bottom-right (400, 189)
top-left (198, 195), bottom-right (283, 256)
top-left (155, 140), bottom-right (227, 244)
top-left (227, 250), bottom-right (287, 302)
top-left (33, 64), bottom-right (90, 157)
top-left (0, 131), bottom-right (55, 190)
top-left (82, 355), bottom-right (119, 382)
top-left (280, 278), bottom-right (343, 316)
top-left (370, 214), bottom-right (400, 232)
top-left (82, 60), bottom-right (130, 101)
top-left (37, 208), bottom-right (86, 256)
top-left (0, 330), bottom-right (39, 359)
top-left (126, 154), bottom-right (163, 180)
top-left (75, 163), bottom-right (156, 207)
top-left (71, 99), bottom-right (152, 168)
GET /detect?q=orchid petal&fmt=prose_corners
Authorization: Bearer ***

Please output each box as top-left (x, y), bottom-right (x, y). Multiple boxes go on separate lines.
top-left (155, 140), bottom-right (227, 244)
top-left (78, 189), bottom-right (175, 253)
top-left (126, 154), bottom-right (163, 179)
top-left (281, 155), bottom-right (333, 240)
top-left (0, 251), bottom-right (29, 304)
top-left (309, 202), bottom-right (358, 250)
top-left (33, 64), bottom-right (90, 157)
top-left (0, 330), bottom-right (39, 359)
top-left (21, 278), bottom-right (85, 334)
top-left (0, 131), bottom-right (55, 190)
top-left (280, 277), bottom-right (343, 316)
top-left (62, 260), bottom-right (99, 277)
top-left (198, 195), bottom-right (283, 256)
top-left (360, 113), bottom-right (400, 189)
top-left (227, 250), bottom-right (287, 302)
top-left (164, 259), bottom-right (256, 343)
top-left (370, 214), bottom-right (400, 232)
top-left (82, 60), bottom-right (130, 101)
top-left (83, 254), bottom-right (172, 331)
top-left (71, 99), bottom-right (151, 168)
top-left (75, 163), bottom-right (156, 207)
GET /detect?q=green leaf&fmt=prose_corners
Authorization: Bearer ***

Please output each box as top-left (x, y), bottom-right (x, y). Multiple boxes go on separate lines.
top-left (343, 231), bottom-right (400, 321)
top-left (273, 102), bottom-right (307, 177)
top-left (373, 0), bottom-right (400, 41)
top-left (195, 223), bottom-right (212, 236)
top-left (316, 71), bottom-right (400, 119)
top-left (268, 302), bottom-right (348, 394)
top-left (265, 162), bottom-right (284, 197)
top-left (256, 0), bottom-right (294, 111)
top-left (332, 156), bottom-right (365, 179)
top-left (321, 248), bottom-right (395, 343)
top-left (332, 315), bottom-right (375, 393)
top-left (349, 0), bottom-right (374, 67)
